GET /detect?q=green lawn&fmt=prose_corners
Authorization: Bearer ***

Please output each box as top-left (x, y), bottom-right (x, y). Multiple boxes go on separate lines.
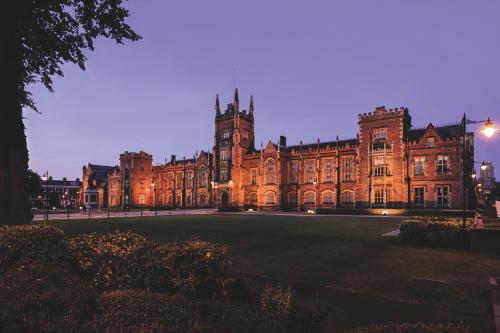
top-left (50, 214), bottom-right (500, 321)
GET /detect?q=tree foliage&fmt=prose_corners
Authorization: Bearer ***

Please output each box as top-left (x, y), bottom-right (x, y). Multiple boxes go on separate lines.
top-left (12, 0), bottom-right (141, 110)
top-left (0, 0), bottom-right (140, 224)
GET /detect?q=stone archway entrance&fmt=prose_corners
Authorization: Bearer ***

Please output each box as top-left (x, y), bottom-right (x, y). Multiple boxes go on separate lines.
top-left (221, 191), bottom-right (229, 208)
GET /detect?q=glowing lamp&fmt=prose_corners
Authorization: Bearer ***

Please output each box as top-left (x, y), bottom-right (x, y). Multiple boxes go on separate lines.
top-left (481, 118), bottom-right (498, 138)
top-left (480, 162), bottom-right (488, 171)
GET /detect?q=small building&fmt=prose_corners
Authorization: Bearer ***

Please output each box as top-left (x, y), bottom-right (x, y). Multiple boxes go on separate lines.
top-left (37, 177), bottom-right (82, 208)
top-left (80, 164), bottom-right (116, 208)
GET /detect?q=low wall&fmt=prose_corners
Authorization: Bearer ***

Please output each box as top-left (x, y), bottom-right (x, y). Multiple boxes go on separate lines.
top-left (469, 229), bottom-right (500, 255)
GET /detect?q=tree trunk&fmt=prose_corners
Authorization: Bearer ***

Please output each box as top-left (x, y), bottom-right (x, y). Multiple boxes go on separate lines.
top-left (0, 11), bottom-right (32, 224)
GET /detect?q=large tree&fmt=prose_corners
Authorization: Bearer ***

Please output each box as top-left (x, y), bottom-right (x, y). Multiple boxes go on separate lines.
top-left (0, 0), bottom-right (140, 224)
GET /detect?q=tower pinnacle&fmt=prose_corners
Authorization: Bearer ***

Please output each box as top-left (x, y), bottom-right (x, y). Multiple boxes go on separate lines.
top-left (249, 95), bottom-right (254, 115)
top-left (215, 94), bottom-right (220, 114)
top-left (234, 88), bottom-right (239, 112)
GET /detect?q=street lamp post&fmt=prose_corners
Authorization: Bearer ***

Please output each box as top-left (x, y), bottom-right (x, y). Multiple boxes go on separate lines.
top-left (461, 115), bottom-right (497, 228)
top-left (313, 179), bottom-right (318, 214)
top-left (41, 171), bottom-right (49, 221)
top-left (151, 179), bottom-right (156, 216)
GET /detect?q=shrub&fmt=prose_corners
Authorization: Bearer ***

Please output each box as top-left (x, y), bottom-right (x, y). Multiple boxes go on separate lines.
top-left (257, 283), bottom-right (322, 332)
top-left (90, 290), bottom-right (196, 332)
top-left (67, 230), bottom-right (147, 289)
top-left (260, 283), bottom-right (295, 322)
top-left (0, 264), bottom-right (96, 333)
top-left (121, 240), bottom-right (231, 297)
top-left (399, 220), bottom-right (467, 249)
top-left (342, 322), bottom-right (479, 333)
top-left (0, 224), bottom-right (74, 274)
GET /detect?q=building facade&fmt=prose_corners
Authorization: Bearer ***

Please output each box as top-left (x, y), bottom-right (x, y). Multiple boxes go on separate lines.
top-left (35, 177), bottom-right (82, 208)
top-left (84, 89), bottom-right (474, 210)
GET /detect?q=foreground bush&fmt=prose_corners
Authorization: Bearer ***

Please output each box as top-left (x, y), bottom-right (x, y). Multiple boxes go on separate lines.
top-left (0, 224), bottom-right (74, 274)
top-left (0, 264), bottom-right (96, 333)
top-left (122, 240), bottom-right (231, 297)
top-left (399, 220), bottom-right (467, 249)
top-left (342, 322), bottom-right (479, 333)
top-left (91, 290), bottom-right (196, 332)
top-left (91, 289), bottom-right (320, 333)
top-left (67, 231), bottom-right (147, 289)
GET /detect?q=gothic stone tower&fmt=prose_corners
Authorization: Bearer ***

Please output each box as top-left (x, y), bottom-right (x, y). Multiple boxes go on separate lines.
top-left (213, 89), bottom-right (255, 207)
top-left (119, 151), bottom-right (153, 208)
top-left (357, 106), bottom-right (411, 208)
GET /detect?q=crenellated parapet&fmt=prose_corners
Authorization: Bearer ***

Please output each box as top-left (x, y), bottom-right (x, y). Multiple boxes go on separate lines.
top-left (358, 106), bottom-right (410, 123)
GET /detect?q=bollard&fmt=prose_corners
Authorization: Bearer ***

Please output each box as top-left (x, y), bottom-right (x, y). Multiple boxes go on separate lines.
top-left (88, 208), bottom-right (91, 219)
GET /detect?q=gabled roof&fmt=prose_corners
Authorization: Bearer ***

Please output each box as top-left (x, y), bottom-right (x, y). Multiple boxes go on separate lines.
top-left (284, 138), bottom-right (358, 152)
top-left (88, 164), bottom-right (114, 183)
top-left (408, 123), bottom-right (463, 142)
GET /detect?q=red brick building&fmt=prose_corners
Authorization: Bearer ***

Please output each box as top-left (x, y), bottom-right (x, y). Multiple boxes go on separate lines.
top-left (83, 89), bottom-right (474, 210)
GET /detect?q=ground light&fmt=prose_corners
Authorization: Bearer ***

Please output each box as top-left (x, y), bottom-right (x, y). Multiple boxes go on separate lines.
top-left (382, 210), bottom-right (389, 216)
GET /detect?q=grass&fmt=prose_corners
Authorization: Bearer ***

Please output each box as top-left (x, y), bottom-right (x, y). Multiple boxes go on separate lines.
top-left (50, 214), bottom-right (500, 322)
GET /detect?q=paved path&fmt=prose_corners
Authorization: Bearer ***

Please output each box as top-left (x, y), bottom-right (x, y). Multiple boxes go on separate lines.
top-left (34, 209), bottom-right (407, 221)
top-left (33, 208), bottom-right (217, 221)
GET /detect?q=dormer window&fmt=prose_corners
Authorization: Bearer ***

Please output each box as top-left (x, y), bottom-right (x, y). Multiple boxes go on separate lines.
top-left (426, 137), bottom-right (435, 148)
top-left (373, 128), bottom-right (387, 140)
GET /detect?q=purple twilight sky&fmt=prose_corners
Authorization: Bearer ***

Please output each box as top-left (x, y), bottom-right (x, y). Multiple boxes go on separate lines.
top-left (24, 0), bottom-right (500, 180)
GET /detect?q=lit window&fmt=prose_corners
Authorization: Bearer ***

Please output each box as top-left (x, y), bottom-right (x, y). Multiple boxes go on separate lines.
top-left (266, 192), bottom-right (275, 204)
top-left (198, 167), bottom-right (207, 187)
top-left (251, 169), bottom-right (258, 185)
top-left (373, 128), bottom-right (387, 140)
top-left (414, 157), bottom-right (425, 176)
top-left (437, 155), bottom-right (448, 174)
top-left (265, 159), bottom-right (276, 184)
top-left (323, 159), bottom-right (333, 182)
top-left (414, 187), bottom-right (424, 207)
top-left (341, 191), bottom-right (353, 205)
top-left (305, 160), bottom-right (315, 183)
top-left (322, 191), bottom-right (334, 204)
top-left (187, 172), bottom-right (194, 188)
top-left (374, 187), bottom-right (384, 205)
top-left (199, 194), bottom-right (207, 206)
top-left (436, 186), bottom-right (449, 207)
top-left (426, 137), bottom-right (435, 148)
top-left (289, 161), bottom-right (298, 183)
top-left (176, 173), bottom-right (183, 189)
top-left (249, 192), bottom-right (257, 205)
top-left (374, 157), bottom-right (385, 176)
top-left (304, 191), bottom-right (315, 203)
top-left (342, 158), bottom-right (353, 181)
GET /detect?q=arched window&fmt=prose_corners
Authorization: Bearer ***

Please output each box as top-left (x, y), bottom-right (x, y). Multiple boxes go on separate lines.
top-left (186, 195), bottom-right (192, 205)
top-left (321, 191), bottom-right (334, 204)
top-left (341, 191), bottom-right (354, 205)
top-left (265, 159), bottom-right (276, 184)
top-left (304, 191), bottom-right (315, 204)
top-left (265, 191), bottom-right (275, 204)
top-left (288, 192), bottom-right (297, 204)
top-left (249, 192), bottom-right (258, 205)
top-left (199, 193), bottom-right (207, 206)
top-left (198, 166), bottom-right (207, 188)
